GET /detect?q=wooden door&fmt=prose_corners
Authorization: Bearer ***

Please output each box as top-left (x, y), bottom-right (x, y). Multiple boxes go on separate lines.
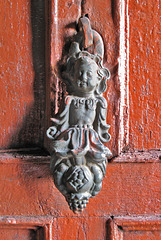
top-left (0, 0), bottom-right (160, 239)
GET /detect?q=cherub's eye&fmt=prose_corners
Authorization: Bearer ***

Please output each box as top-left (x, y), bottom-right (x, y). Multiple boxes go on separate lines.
top-left (87, 71), bottom-right (93, 78)
top-left (78, 71), bottom-right (82, 76)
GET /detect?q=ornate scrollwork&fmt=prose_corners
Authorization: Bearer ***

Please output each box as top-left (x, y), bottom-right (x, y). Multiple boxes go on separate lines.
top-left (47, 17), bottom-right (112, 213)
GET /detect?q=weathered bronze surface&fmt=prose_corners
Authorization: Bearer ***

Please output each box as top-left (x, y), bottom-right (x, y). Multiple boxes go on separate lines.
top-left (47, 17), bottom-right (112, 213)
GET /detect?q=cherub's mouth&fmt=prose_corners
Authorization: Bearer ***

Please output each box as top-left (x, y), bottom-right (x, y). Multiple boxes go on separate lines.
top-left (77, 80), bottom-right (88, 87)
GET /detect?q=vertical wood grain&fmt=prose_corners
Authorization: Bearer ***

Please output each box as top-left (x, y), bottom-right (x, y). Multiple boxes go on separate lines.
top-left (49, 0), bottom-right (81, 114)
top-left (0, 0), bottom-right (46, 149)
top-left (128, 0), bottom-right (161, 151)
top-left (53, 217), bottom-right (107, 240)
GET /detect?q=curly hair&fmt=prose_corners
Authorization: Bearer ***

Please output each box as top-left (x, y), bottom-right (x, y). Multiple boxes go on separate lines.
top-left (62, 42), bottom-right (110, 95)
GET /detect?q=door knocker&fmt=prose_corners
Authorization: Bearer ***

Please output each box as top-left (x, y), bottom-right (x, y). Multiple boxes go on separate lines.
top-left (47, 17), bottom-right (112, 213)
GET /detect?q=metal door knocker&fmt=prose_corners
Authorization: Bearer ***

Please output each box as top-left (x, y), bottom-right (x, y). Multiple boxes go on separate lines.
top-left (47, 17), bottom-right (112, 213)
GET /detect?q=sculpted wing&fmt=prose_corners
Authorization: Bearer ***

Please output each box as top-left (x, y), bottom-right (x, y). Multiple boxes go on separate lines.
top-left (93, 96), bottom-right (111, 143)
top-left (47, 96), bottom-right (73, 139)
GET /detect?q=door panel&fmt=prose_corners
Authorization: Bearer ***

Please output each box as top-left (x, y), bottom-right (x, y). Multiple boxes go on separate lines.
top-left (0, 0), bottom-right (160, 239)
top-left (107, 217), bottom-right (161, 240)
top-left (50, 0), bottom-right (120, 155)
top-left (0, 229), bottom-right (37, 240)
top-left (0, 217), bottom-right (52, 240)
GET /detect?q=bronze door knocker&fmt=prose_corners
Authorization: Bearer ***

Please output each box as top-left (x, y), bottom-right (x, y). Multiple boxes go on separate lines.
top-left (47, 17), bottom-right (112, 213)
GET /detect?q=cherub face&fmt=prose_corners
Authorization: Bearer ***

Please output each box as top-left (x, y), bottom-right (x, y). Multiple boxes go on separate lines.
top-left (73, 57), bottom-right (99, 94)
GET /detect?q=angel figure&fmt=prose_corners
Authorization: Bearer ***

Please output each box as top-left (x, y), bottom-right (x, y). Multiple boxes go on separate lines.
top-left (47, 18), bottom-right (112, 213)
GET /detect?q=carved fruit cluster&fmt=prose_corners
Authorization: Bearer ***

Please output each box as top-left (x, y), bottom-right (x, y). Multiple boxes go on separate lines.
top-left (66, 194), bottom-right (89, 213)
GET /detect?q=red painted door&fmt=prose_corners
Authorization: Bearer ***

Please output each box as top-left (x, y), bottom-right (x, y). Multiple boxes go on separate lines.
top-left (0, 0), bottom-right (160, 239)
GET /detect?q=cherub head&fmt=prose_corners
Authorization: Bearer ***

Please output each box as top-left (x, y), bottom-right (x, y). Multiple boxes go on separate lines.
top-left (73, 56), bottom-right (100, 95)
top-left (63, 42), bottom-right (110, 97)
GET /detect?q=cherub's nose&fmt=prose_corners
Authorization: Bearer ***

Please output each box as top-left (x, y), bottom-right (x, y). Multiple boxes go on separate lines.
top-left (80, 72), bottom-right (87, 81)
